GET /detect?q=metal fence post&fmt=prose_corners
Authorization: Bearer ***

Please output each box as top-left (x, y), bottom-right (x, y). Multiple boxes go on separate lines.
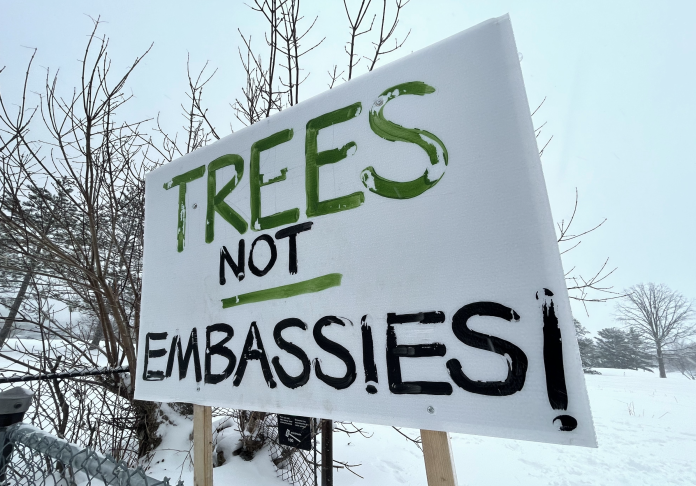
top-left (0, 387), bottom-right (33, 485)
top-left (321, 419), bottom-right (332, 486)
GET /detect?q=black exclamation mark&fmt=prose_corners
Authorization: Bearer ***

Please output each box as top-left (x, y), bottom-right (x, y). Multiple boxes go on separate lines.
top-left (538, 288), bottom-right (577, 432)
top-left (361, 315), bottom-right (379, 394)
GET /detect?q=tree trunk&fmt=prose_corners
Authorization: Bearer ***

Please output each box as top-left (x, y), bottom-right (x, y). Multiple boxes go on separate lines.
top-left (89, 323), bottom-right (103, 349)
top-left (656, 342), bottom-right (667, 378)
top-left (236, 411), bottom-right (268, 461)
top-left (89, 308), bottom-right (115, 350)
top-left (133, 400), bottom-right (163, 458)
top-left (0, 269), bottom-right (33, 348)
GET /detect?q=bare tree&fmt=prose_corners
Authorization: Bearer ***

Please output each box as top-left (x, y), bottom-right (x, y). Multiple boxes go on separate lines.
top-left (232, 0), bottom-right (323, 126)
top-left (665, 340), bottom-right (696, 380)
top-left (275, 0), bottom-right (325, 106)
top-left (365, 0), bottom-right (411, 72)
top-left (616, 283), bottom-right (696, 378)
top-left (532, 98), bottom-right (620, 313)
top-left (0, 18), bottom-right (164, 456)
top-left (342, 0), bottom-right (410, 82)
top-left (556, 189), bottom-right (621, 311)
top-left (343, 0), bottom-right (375, 80)
top-left (151, 56), bottom-right (222, 162)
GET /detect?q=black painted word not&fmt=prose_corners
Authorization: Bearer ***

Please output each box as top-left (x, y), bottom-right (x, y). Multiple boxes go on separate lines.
top-left (219, 222), bottom-right (313, 283)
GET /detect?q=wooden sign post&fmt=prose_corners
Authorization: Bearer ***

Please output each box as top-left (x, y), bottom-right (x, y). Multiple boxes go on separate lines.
top-left (193, 405), bottom-right (213, 486)
top-left (421, 430), bottom-right (458, 486)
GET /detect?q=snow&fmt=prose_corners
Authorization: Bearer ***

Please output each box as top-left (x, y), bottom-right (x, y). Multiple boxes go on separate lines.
top-left (144, 368), bottom-right (696, 485)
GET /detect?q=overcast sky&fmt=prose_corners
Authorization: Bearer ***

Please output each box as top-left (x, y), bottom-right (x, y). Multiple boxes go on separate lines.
top-left (2, 0), bottom-right (694, 334)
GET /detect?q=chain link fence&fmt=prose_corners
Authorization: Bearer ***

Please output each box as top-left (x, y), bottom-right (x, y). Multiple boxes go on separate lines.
top-left (266, 416), bottom-right (319, 486)
top-left (0, 422), bottom-right (181, 485)
top-left (0, 369), bottom-right (325, 485)
top-left (0, 368), bottom-right (140, 468)
top-left (212, 408), bottom-right (320, 486)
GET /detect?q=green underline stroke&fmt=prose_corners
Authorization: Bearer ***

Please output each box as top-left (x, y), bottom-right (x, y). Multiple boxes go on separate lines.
top-left (221, 273), bottom-right (343, 309)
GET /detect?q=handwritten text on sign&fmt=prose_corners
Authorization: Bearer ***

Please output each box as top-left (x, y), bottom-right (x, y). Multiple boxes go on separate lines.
top-left (135, 16), bottom-right (597, 447)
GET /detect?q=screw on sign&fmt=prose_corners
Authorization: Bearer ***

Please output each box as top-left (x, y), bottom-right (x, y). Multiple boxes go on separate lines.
top-left (278, 414), bottom-right (312, 451)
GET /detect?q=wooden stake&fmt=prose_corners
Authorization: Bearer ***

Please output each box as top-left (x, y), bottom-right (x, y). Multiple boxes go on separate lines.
top-left (420, 429), bottom-right (458, 486)
top-left (194, 405), bottom-right (213, 486)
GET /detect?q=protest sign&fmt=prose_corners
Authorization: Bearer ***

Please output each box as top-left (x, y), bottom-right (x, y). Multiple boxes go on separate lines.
top-left (135, 15), bottom-right (596, 447)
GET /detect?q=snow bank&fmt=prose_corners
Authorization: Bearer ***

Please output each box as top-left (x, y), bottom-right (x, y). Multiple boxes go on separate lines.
top-left (145, 369), bottom-right (695, 485)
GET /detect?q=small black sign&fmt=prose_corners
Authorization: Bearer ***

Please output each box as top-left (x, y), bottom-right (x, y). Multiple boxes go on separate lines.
top-left (277, 414), bottom-right (312, 451)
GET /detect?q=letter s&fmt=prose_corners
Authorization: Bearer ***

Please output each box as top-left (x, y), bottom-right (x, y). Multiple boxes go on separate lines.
top-left (361, 81), bottom-right (448, 199)
top-left (446, 302), bottom-right (528, 396)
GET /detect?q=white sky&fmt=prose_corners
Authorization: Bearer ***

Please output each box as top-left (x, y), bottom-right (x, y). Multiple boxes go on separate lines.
top-left (2, 0), bottom-right (694, 334)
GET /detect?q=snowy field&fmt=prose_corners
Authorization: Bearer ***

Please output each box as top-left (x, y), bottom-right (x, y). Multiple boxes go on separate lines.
top-left (146, 369), bottom-right (696, 485)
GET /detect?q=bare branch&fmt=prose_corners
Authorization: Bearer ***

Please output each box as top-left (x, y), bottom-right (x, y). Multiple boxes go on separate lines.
top-left (366, 0), bottom-right (411, 72)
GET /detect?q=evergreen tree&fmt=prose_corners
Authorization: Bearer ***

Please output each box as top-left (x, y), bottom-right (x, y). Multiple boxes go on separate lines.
top-left (574, 319), bottom-right (598, 372)
top-left (595, 327), bottom-right (653, 371)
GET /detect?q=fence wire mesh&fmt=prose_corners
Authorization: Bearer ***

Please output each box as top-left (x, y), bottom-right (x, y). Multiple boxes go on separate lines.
top-left (0, 369), bottom-right (324, 485)
top-left (266, 416), bottom-right (319, 486)
top-left (0, 423), bottom-right (179, 486)
top-left (0, 371), bottom-right (139, 468)
top-left (212, 408), bottom-right (319, 486)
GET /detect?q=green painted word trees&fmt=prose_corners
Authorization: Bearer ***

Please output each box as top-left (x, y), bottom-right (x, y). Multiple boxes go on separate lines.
top-left (162, 82), bottom-right (449, 252)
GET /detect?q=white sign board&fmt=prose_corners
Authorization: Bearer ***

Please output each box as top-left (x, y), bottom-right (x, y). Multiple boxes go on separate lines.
top-left (135, 15), bottom-right (596, 447)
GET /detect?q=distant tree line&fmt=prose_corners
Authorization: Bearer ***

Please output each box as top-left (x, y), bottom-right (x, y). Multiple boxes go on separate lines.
top-left (575, 320), bottom-right (654, 373)
top-left (575, 283), bottom-right (696, 380)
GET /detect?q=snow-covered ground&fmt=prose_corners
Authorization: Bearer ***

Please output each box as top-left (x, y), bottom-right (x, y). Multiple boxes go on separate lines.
top-left (145, 369), bottom-right (696, 485)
